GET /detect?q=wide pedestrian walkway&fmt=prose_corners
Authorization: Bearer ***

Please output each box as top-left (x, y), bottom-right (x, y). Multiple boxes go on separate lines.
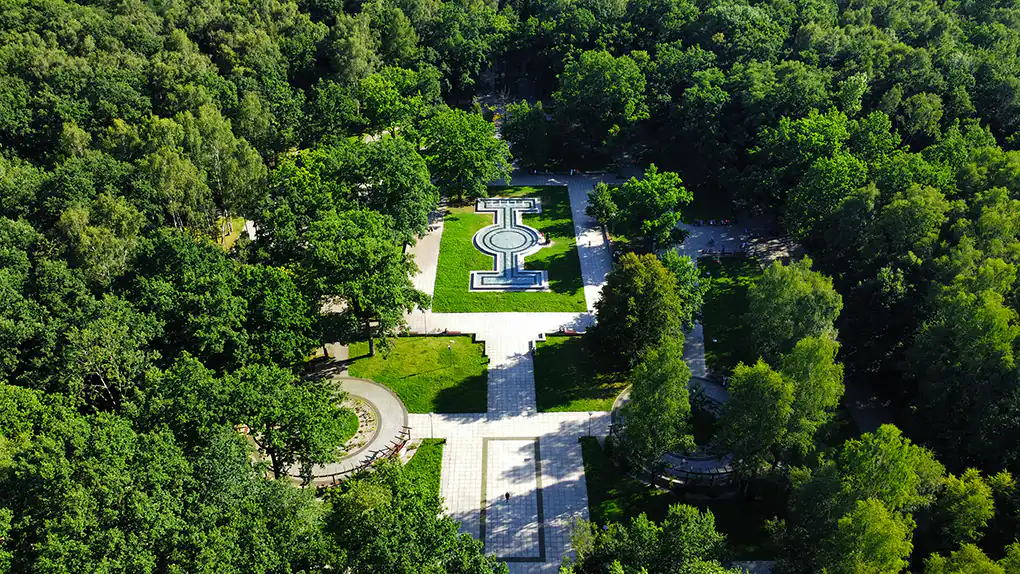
top-left (403, 174), bottom-right (612, 573)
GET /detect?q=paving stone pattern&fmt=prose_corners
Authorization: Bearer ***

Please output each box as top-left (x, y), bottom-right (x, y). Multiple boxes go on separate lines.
top-left (482, 438), bottom-right (545, 561)
top-left (404, 174), bottom-right (742, 573)
top-left (486, 336), bottom-right (538, 415)
top-left (404, 175), bottom-right (614, 573)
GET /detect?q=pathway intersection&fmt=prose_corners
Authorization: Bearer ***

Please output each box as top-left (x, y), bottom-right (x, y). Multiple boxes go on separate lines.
top-left (404, 174), bottom-right (611, 572)
top-left (401, 174), bottom-right (745, 572)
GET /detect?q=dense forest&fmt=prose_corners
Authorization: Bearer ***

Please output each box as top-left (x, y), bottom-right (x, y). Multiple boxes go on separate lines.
top-left (4, 0), bottom-right (1020, 571)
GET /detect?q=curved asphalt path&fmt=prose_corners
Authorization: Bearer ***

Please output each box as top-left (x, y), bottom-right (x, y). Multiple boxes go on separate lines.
top-left (613, 376), bottom-right (733, 475)
top-left (296, 376), bottom-right (409, 487)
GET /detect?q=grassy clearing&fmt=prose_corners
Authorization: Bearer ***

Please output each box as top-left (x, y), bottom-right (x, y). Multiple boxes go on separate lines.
top-left (533, 336), bottom-right (628, 412)
top-left (699, 256), bottom-right (763, 375)
top-left (216, 216), bottom-right (247, 251)
top-left (405, 439), bottom-right (445, 498)
top-left (432, 186), bottom-right (586, 312)
top-left (579, 437), bottom-right (775, 559)
top-left (348, 336), bottom-right (487, 413)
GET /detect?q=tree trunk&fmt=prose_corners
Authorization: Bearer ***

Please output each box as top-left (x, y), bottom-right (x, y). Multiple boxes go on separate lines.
top-left (366, 318), bottom-right (376, 357)
top-left (270, 449), bottom-right (284, 480)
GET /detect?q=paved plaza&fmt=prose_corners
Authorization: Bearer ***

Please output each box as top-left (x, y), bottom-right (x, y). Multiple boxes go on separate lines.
top-left (402, 173), bottom-right (740, 572)
top-left (482, 438), bottom-right (544, 561)
top-left (404, 174), bottom-right (612, 572)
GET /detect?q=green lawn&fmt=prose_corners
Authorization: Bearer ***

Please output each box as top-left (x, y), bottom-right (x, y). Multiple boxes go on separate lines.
top-left (580, 437), bottom-right (674, 525)
top-left (699, 256), bottom-right (763, 375)
top-left (338, 408), bottom-right (359, 445)
top-left (405, 439), bottom-right (445, 499)
top-left (348, 336), bottom-right (487, 413)
top-left (579, 437), bottom-right (775, 559)
top-left (216, 216), bottom-right (247, 251)
top-left (432, 186), bottom-right (587, 312)
top-left (533, 336), bottom-right (628, 412)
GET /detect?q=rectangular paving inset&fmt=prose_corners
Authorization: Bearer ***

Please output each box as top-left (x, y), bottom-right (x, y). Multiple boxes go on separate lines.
top-left (480, 437), bottom-right (546, 562)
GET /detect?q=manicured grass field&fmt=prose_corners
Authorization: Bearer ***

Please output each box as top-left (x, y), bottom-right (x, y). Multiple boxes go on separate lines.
top-left (533, 336), bottom-right (627, 412)
top-left (405, 439), bottom-right (445, 499)
top-left (579, 437), bottom-right (775, 559)
top-left (348, 336), bottom-right (487, 413)
top-left (432, 186), bottom-right (587, 312)
top-left (699, 256), bottom-right (763, 374)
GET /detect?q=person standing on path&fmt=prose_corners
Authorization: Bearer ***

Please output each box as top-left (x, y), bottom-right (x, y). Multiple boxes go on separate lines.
top-left (505, 492), bottom-right (510, 502)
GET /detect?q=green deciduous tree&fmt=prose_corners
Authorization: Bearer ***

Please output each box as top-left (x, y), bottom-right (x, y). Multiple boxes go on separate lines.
top-left (304, 208), bottom-right (429, 354)
top-left (697, 1), bottom-right (785, 64)
top-left (776, 425), bottom-right (945, 573)
top-left (614, 164), bottom-right (692, 250)
top-left (237, 264), bottom-right (317, 367)
top-left (330, 12), bottom-right (381, 87)
top-left (907, 286), bottom-right (1020, 471)
top-left (827, 498), bottom-right (915, 574)
top-left (592, 252), bottom-right (686, 366)
top-left (365, 0), bottom-right (421, 68)
top-left (179, 104), bottom-right (267, 223)
top-left (327, 460), bottom-right (507, 573)
top-left (623, 338), bottom-right (695, 474)
top-left (925, 543), bottom-right (1020, 574)
top-left (717, 360), bottom-right (793, 479)
top-left (58, 294), bottom-right (159, 410)
top-left (565, 504), bottom-right (738, 574)
top-left (753, 108), bottom-right (851, 210)
top-left (586, 182), bottom-right (618, 229)
top-left (745, 257), bottom-right (842, 363)
top-left (131, 230), bottom-right (247, 370)
top-left (900, 92), bottom-right (944, 143)
top-left (358, 66), bottom-right (442, 138)
top-left (777, 335), bottom-right (845, 458)
top-left (0, 409), bottom-right (192, 573)
top-left (1, 389), bottom-right (336, 573)
top-left (358, 136), bottom-right (439, 245)
top-left (422, 108), bottom-right (512, 202)
top-left (502, 100), bottom-right (552, 168)
top-left (232, 364), bottom-right (350, 482)
top-left (658, 250), bottom-right (707, 329)
top-left (785, 152), bottom-right (868, 239)
top-left (134, 146), bottom-right (216, 232)
top-left (554, 50), bottom-right (648, 160)
top-left (57, 193), bottom-right (144, 286)
top-left (933, 468), bottom-right (997, 548)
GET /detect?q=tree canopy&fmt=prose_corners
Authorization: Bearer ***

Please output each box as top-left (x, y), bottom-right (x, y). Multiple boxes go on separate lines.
top-left (8, 0), bottom-right (1020, 568)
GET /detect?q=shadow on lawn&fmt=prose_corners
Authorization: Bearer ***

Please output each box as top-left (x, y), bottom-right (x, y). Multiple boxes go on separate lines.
top-left (580, 437), bottom-right (779, 559)
top-left (431, 371), bottom-right (488, 413)
top-left (700, 257), bottom-right (761, 374)
top-left (532, 249), bottom-right (584, 294)
top-left (533, 335), bottom-right (627, 411)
